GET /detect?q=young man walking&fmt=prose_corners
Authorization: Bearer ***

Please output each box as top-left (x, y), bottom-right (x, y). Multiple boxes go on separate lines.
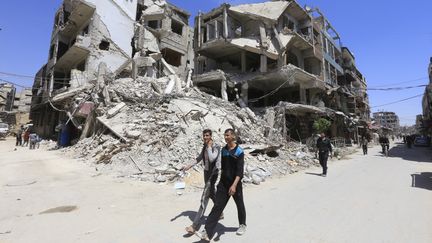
top-left (183, 129), bottom-right (221, 234)
top-left (199, 128), bottom-right (247, 241)
top-left (360, 136), bottom-right (368, 155)
top-left (316, 132), bottom-right (332, 177)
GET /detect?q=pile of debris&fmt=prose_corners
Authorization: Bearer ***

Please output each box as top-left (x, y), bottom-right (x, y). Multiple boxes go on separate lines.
top-left (62, 76), bottom-right (320, 184)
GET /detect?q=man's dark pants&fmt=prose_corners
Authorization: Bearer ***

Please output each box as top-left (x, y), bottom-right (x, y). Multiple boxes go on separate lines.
top-left (318, 151), bottom-right (329, 175)
top-left (205, 182), bottom-right (246, 238)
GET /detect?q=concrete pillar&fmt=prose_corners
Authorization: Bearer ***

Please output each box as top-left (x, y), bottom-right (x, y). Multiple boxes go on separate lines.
top-left (214, 19), bottom-right (219, 39)
top-left (278, 52), bottom-right (286, 68)
top-left (299, 85), bottom-right (307, 104)
top-left (197, 13), bottom-right (202, 47)
top-left (241, 82), bottom-right (249, 106)
top-left (223, 6), bottom-right (228, 38)
top-left (49, 73), bottom-right (54, 97)
top-left (260, 55), bottom-right (267, 73)
top-left (221, 78), bottom-right (228, 101)
top-left (259, 22), bottom-right (267, 48)
top-left (241, 51), bottom-right (247, 72)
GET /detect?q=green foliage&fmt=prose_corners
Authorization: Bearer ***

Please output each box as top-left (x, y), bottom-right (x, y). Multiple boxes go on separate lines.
top-left (313, 118), bottom-right (331, 133)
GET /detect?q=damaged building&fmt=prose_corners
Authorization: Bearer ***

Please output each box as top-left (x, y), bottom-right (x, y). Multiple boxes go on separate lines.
top-left (192, 0), bottom-right (370, 142)
top-left (31, 0), bottom-right (194, 138)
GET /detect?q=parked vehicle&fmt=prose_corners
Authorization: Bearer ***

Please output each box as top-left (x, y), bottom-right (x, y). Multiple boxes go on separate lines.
top-left (0, 123), bottom-right (9, 139)
top-left (414, 136), bottom-right (430, 147)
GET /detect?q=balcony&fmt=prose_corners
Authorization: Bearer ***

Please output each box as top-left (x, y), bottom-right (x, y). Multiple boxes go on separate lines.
top-left (59, 1), bottom-right (95, 38)
top-left (54, 35), bottom-right (90, 70)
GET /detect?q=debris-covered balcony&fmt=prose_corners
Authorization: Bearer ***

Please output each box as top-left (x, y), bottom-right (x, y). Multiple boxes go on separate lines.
top-left (53, 0), bottom-right (95, 38)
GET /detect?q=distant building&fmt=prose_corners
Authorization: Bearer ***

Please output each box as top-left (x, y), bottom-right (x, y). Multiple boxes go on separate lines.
top-left (0, 83), bottom-right (16, 112)
top-left (373, 111), bottom-right (400, 130)
top-left (421, 57), bottom-right (432, 135)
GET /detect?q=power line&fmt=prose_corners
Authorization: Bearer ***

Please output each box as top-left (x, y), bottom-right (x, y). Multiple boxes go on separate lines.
top-left (371, 94), bottom-right (423, 108)
top-left (367, 84), bottom-right (427, 91)
top-left (369, 77), bottom-right (428, 88)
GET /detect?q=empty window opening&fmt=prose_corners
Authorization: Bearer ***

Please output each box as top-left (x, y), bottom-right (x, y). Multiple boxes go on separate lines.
top-left (99, 40), bottom-right (110, 50)
top-left (217, 21), bottom-right (223, 38)
top-left (207, 23), bottom-right (215, 40)
top-left (162, 48), bottom-right (182, 67)
top-left (171, 20), bottom-right (183, 35)
top-left (286, 51), bottom-right (299, 67)
top-left (147, 20), bottom-right (160, 29)
top-left (283, 16), bottom-right (295, 31)
top-left (267, 58), bottom-right (277, 71)
top-left (57, 41), bottom-right (69, 60)
top-left (235, 26), bottom-right (242, 38)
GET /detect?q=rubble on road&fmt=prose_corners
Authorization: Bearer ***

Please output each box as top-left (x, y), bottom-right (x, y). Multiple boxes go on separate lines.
top-left (61, 76), bottom-right (325, 184)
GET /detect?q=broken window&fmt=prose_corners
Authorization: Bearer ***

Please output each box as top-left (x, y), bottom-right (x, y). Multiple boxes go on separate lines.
top-left (171, 20), bottom-right (183, 36)
top-left (148, 20), bottom-right (160, 29)
top-left (162, 48), bottom-right (182, 67)
top-left (99, 40), bottom-right (110, 51)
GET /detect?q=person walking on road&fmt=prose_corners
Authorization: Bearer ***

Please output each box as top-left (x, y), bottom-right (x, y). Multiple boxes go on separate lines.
top-left (316, 132), bottom-right (332, 177)
top-left (183, 129), bottom-right (221, 234)
top-left (15, 125), bottom-right (23, 146)
top-left (199, 128), bottom-right (247, 241)
top-left (360, 136), bottom-right (368, 155)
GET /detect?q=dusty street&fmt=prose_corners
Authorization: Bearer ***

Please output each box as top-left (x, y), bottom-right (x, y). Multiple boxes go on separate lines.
top-left (1, 138), bottom-right (432, 243)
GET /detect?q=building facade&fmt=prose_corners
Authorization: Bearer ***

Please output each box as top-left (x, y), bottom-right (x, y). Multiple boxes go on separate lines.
top-left (31, 0), bottom-right (194, 138)
top-left (192, 0), bottom-right (370, 142)
top-left (372, 111), bottom-right (400, 130)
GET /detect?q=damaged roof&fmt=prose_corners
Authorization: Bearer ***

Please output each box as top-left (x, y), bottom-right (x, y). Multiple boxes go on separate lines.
top-left (229, 1), bottom-right (290, 22)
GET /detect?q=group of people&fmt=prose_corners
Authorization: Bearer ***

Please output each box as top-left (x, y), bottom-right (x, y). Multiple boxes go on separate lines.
top-left (182, 130), bottom-right (334, 241)
top-left (15, 125), bottom-right (41, 149)
top-left (182, 128), bottom-right (246, 241)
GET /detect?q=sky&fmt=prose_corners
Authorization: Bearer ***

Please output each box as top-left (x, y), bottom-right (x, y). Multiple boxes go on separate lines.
top-left (1, 0), bottom-right (431, 125)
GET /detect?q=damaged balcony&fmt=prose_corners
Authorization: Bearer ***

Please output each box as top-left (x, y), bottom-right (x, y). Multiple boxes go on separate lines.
top-left (54, 35), bottom-right (90, 71)
top-left (55, 0), bottom-right (95, 38)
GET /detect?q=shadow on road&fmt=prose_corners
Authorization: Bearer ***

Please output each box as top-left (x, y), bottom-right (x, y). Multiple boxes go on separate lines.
top-left (387, 144), bottom-right (432, 163)
top-left (305, 172), bottom-right (323, 177)
top-left (171, 210), bottom-right (238, 241)
top-left (411, 172), bottom-right (432, 191)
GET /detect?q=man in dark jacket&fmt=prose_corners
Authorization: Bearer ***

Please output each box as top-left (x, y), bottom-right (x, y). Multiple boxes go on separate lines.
top-left (199, 128), bottom-right (246, 241)
top-left (316, 132), bottom-right (332, 177)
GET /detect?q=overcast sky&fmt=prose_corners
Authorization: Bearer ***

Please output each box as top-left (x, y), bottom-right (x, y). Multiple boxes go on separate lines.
top-left (1, 0), bottom-right (431, 125)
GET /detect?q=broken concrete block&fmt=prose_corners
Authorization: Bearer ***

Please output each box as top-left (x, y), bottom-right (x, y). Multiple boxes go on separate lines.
top-left (125, 130), bottom-right (141, 139)
top-left (107, 102), bottom-right (126, 118)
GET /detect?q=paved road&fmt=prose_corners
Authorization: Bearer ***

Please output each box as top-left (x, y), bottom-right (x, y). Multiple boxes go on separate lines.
top-left (1, 138), bottom-right (431, 243)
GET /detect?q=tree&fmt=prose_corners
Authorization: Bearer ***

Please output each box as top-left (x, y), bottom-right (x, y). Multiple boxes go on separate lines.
top-left (313, 118), bottom-right (331, 133)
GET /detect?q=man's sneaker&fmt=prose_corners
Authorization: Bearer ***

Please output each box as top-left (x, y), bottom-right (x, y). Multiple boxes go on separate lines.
top-left (197, 229), bottom-right (210, 241)
top-left (185, 225), bottom-right (195, 234)
top-left (321, 174), bottom-right (327, 177)
top-left (219, 212), bottom-right (224, 220)
top-left (236, 224), bottom-right (247, 235)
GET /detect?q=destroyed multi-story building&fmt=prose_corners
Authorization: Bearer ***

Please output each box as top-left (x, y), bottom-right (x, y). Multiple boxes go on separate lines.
top-left (0, 83), bottom-right (16, 112)
top-left (192, 0), bottom-right (370, 142)
top-left (373, 111), bottom-right (400, 130)
top-left (421, 57), bottom-right (432, 136)
top-left (31, 0), bottom-right (194, 137)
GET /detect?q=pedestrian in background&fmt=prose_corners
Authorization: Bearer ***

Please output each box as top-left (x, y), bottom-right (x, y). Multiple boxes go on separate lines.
top-left (15, 125), bottom-right (23, 146)
top-left (360, 136), bottom-right (368, 155)
top-left (316, 132), bottom-right (332, 177)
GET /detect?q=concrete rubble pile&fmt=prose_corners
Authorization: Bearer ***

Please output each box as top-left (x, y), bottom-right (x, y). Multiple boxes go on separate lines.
top-left (63, 75), bottom-right (319, 184)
